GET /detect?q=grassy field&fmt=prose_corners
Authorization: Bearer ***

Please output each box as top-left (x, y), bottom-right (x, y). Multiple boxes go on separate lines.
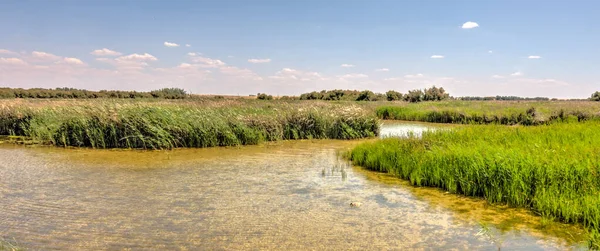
top-left (347, 122), bottom-right (600, 248)
top-left (0, 99), bottom-right (379, 149)
top-left (377, 101), bottom-right (600, 124)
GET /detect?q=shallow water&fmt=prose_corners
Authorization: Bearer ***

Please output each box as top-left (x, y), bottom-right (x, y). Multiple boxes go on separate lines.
top-left (0, 122), bottom-right (587, 250)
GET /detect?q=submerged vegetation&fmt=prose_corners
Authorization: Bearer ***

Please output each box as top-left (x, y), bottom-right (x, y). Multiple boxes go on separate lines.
top-left (377, 101), bottom-right (600, 125)
top-left (0, 99), bottom-right (379, 149)
top-left (348, 122), bottom-right (600, 248)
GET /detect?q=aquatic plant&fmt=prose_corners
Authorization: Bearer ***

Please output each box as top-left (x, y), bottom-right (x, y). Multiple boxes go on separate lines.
top-left (376, 101), bottom-right (600, 125)
top-left (348, 122), bottom-right (600, 244)
top-left (0, 99), bottom-right (379, 149)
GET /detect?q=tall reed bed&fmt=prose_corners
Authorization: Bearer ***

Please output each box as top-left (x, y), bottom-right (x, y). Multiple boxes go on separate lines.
top-left (348, 122), bottom-right (600, 247)
top-left (0, 99), bottom-right (379, 149)
top-left (377, 101), bottom-right (600, 125)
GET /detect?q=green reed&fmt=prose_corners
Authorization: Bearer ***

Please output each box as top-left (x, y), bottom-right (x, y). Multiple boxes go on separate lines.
top-left (348, 122), bottom-right (600, 248)
top-left (0, 99), bottom-right (379, 149)
top-left (376, 101), bottom-right (600, 125)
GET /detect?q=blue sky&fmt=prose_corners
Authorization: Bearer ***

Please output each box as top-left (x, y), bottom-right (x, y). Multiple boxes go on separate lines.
top-left (0, 0), bottom-right (598, 98)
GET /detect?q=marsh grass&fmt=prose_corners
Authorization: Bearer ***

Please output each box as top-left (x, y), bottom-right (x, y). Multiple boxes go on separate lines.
top-left (348, 122), bottom-right (600, 247)
top-left (376, 101), bottom-right (600, 125)
top-left (0, 99), bottom-right (379, 149)
top-left (0, 237), bottom-right (22, 251)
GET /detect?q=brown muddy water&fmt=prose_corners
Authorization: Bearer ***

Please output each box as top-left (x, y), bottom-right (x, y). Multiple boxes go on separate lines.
top-left (0, 122), bottom-right (587, 250)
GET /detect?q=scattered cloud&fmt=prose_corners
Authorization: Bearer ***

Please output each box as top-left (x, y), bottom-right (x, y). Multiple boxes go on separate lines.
top-left (228, 55), bottom-right (234, 58)
top-left (528, 55), bottom-right (542, 59)
top-left (375, 68), bottom-right (389, 72)
top-left (219, 66), bottom-right (263, 80)
top-left (164, 41), bottom-right (180, 47)
top-left (430, 55), bottom-right (444, 59)
top-left (31, 51), bottom-right (61, 61)
top-left (269, 68), bottom-right (324, 81)
top-left (248, 58), bottom-right (272, 63)
top-left (190, 56), bottom-right (226, 68)
top-left (491, 75), bottom-right (504, 79)
top-left (404, 73), bottom-right (424, 78)
top-left (187, 52), bottom-right (197, 56)
top-left (185, 44), bottom-right (191, 47)
top-left (178, 63), bottom-right (193, 68)
top-left (90, 48), bottom-right (122, 56)
top-left (462, 21), bottom-right (479, 29)
top-left (340, 64), bottom-right (355, 68)
top-left (488, 50), bottom-right (493, 54)
top-left (0, 49), bottom-right (17, 56)
top-left (62, 57), bottom-right (85, 65)
top-left (0, 57), bottom-right (27, 65)
top-left (510, 71), bottom-right (523, 76)
top-left (338, 73), bottom-right (368, 79)
top-left (116, 53), bottom-right (158, 62)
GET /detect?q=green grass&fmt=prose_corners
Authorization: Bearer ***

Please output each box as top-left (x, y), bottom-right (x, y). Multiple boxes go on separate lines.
top-left (376, 101), bottom-right (600, 124)
top-left (0, 237), bottom-right (23, 251)
top-left (0, 99), bottom-right (379, 149)
top-left (347, 122), bottom-right (600, 248)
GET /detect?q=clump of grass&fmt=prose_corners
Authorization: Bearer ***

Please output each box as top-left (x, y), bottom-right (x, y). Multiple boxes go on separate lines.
top-left (0, 237), bottom-right (23, 251)
top-left (0, 99), bottom-right (379, 149)
top-left (348, 121), bottom-right (600, 244)
top-left (376, 101), bottom-right (600, 125)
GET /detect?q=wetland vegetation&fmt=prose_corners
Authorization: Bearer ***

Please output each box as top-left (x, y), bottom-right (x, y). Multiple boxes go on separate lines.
top-left (2, 87), bottom-right (600, 249)
top-left (0, 99), bottom-right (379, 149)
top-left (377, 100), bottom-right (600, 125)
top-left (348, 121), bottom-right (600, 248)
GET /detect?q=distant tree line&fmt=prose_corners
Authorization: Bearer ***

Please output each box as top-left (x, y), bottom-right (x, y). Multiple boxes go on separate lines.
top-left (256, 93), bottom-right (273, 100)
top-left (458, 96), bottom-right (550, 101)
top-left (295, 86), bottom-right (450, 103)
top-left (0, 87), bottom-right (189, 99)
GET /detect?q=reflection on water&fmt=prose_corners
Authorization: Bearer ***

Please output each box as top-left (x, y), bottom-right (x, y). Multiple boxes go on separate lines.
top-left (0, 123), bottom-right (587, 250)
top-left (378, 120), bottom-right (454, 138)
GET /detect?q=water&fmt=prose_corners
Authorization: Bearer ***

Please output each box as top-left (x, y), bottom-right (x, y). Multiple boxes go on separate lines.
top-left (0, 122), bottom-right (587, 250)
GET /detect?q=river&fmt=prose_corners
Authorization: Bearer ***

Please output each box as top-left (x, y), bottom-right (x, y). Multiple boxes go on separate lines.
top-left (0, 122), bottom-right (586, 250)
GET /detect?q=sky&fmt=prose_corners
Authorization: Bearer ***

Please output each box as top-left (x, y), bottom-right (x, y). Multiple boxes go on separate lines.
top-left (0, 0), bottom-right (599, 98)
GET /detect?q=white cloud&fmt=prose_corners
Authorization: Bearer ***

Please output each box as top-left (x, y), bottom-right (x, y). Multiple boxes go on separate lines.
top-left (510, 71), bottom-right (523, 76)
top-left (375, 68), bottom-right (389, 72)
top-left (185, 44), bottom-right (191, 47)
top-left (31, 51), bottom-right (61, 61)
top-left (220, 66), bottom-right (262, 80)
top-left (488, 50), bottom-right (493, 54)
top-left (228, 55), bottom-right (234, 58)
top-left (190, 56), bottom-right (226, 68)
top-left (0, 49), bottom-right (17, 55)
top-left (340, 64), bottom-right (355, 68)
top-left (491, 75), bottom-right (504, 79)
top-left (90, 48), bottom-right (122, 56)
top-left (338, 73), bottom-right (368, 79)
top-left (404, 73), bottom-right (424, 78)
top-left (116, 53), bottom-right (158, 62)
top-left (164, 41), bottom-right (180, 47)
top-left (187, 52), bottom-right (197, 56)
top-left (430, 55), bottom-right (444, 59)
top-left (528, 55), bottom-right (542, 59)
top-left (0, 57), bottom-right (27, 65)
top-left (269, 68), bottom-right (324, 81)
top-left (62, 57), bottom-right (85, 65)
top-left (462, 21), bottom-right (479, 29)
top-left (248, 58), bottom-right (272, 63)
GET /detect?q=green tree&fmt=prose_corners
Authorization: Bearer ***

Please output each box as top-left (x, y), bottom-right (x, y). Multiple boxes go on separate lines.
top-left (591, 91), bottom-right (600, 101)
top-left (385, 90), bottom-right (403, 101)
